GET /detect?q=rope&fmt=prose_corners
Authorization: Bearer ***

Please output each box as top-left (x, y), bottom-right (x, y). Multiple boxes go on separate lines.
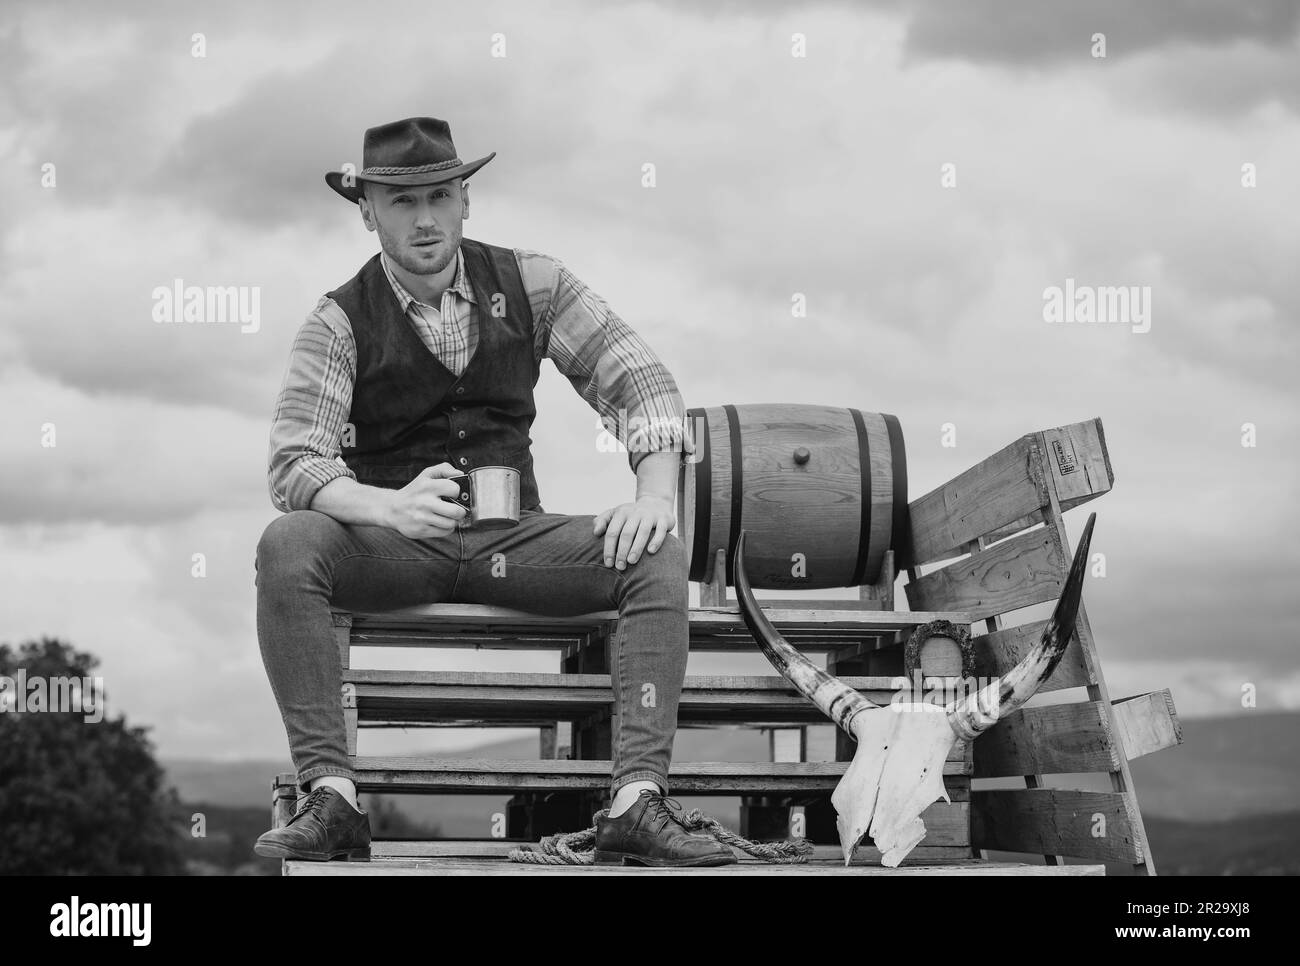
top-left (507, 805), bottom-right (814, 866)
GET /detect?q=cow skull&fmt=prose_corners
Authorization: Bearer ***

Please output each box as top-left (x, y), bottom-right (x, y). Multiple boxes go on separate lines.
top-left (733, 513), bottom-right (1096, 866)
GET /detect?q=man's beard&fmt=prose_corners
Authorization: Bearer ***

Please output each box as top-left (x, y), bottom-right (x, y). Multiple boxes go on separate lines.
top-left (380, 223), bottom-right (461, 278)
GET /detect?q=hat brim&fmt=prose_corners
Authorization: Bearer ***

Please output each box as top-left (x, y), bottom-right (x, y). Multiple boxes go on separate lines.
top-left (325, 152), bottom-right (495, 203)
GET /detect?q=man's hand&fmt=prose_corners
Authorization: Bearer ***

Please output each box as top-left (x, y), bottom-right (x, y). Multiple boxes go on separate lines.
top-left (383, 463), bottom-right (469, 539)
top-left (594, 494), bottom-right (676, 570)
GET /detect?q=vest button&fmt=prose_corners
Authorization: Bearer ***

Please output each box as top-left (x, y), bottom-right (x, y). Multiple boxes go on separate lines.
top-left (459, 457), bottom-right (468, 466)
top-left (458, 430), bottom-right (466, 439)
top-left (455, 386), bottom-right (465, 395)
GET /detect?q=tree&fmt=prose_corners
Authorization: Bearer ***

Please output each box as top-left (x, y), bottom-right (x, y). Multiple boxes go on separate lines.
top-left (0, 636), bottom-right (186, 874)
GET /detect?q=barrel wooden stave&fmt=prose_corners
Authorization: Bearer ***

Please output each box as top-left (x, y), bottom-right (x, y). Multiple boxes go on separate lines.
top-left (679, 403), bottom-right (905, 591)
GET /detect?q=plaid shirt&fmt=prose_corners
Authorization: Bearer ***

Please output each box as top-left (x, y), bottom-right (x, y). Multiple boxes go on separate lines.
top-left (267, 245), bottom-right (690, 513)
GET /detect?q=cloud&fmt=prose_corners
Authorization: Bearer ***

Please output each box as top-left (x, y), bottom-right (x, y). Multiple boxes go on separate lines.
top-left (0, 365), bottom-right (269, 524)
top-left (899, 0), bottom-right (1300, 65)
top-left (1101, 658), bottom-right (1300, 719)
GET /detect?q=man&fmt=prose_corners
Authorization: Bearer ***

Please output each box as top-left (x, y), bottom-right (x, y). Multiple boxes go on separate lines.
top-left (252, 117), bottom-right (735, 867)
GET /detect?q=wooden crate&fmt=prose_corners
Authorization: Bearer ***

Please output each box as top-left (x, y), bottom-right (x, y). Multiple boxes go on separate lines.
top-left (902, 417), bottom-right (1182, 874)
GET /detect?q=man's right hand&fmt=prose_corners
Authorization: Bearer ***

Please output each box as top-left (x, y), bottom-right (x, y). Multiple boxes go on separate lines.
top-left (383, 463), bottom-right (470, 539)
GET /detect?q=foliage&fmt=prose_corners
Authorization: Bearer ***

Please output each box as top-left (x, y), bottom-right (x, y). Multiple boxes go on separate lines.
top-left (0, 636), bottom-right (187, 875)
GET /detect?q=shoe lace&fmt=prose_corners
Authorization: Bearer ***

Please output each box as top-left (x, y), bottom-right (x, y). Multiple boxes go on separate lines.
top-left (642, 792), bottom-right (692, 835)
top-left (288, 787), bottom-right (334, 826)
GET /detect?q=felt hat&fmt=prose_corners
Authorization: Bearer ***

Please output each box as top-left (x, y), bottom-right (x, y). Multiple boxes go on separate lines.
top-left (326, 117), bottom-right (495, 203)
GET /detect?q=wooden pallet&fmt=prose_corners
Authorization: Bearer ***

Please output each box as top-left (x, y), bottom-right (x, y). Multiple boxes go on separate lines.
top-left (270, 416), bottom-right (1182, 875)
top-left (284, 839), bottom-right (1103, 875)
top-left (287, 855), bottom-right (1103, 876)
top-left (901, 418), bottom-right (1182, 873)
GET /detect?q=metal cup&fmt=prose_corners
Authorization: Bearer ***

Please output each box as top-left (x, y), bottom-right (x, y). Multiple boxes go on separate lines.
top-left (463, 465), bottom-right (520, 530)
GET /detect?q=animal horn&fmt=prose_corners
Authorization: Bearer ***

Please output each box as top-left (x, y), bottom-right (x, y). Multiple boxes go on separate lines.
top-left (732, 530), bottom-right (881, 734)
top-left (947, 512), bottom-right (1096, 739)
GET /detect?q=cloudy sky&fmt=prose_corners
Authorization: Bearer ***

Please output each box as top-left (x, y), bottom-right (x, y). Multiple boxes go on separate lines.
top-left (2, 0), bottom-right (1297, 762)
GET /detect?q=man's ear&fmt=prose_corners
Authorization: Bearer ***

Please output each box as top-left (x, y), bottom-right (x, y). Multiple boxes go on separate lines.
top-left (462, 181), bottom-right (470, 220)
top-left (358, 193), bottom-right (377, 232)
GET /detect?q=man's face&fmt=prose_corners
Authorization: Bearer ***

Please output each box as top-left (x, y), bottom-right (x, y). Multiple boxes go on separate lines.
top-left (359, 178), bottom-right (468, 277)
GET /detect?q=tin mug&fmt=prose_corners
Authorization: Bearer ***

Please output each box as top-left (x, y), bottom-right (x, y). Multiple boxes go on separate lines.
top-left (451, 465), bottom-right (520, 530)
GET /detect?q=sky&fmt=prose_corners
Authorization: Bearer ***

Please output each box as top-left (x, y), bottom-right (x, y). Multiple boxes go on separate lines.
top-left (1, 0), bottom-right (1297, 762)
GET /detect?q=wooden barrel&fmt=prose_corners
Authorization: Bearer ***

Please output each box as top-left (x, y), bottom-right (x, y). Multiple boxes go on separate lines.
top-left (678, 404), bottom-right (908, 589)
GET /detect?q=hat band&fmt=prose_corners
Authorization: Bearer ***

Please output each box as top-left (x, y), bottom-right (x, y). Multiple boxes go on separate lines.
top-left (362, 158), bottom-right (463, 175)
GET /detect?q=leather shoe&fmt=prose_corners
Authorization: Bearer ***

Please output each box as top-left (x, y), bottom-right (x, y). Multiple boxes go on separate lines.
top-left (594, 790), bottom-right (737, 867)
top-left (254, 786), bottom-right (371, 861)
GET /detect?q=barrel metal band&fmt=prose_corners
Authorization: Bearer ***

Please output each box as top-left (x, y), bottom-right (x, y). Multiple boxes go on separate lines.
top-left (723, 404), bottom-right (743, 587)
top-left (687, 407), bottom-right (711, 583)
top-left (850, 408), bottom-right (873, 587)
top-left (883, 413), bottom-right (910, 569)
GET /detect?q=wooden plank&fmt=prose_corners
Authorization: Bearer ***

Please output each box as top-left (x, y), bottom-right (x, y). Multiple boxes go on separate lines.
top-left (539, 724), bottom-right (557, 759)
top-left (347, 670), bottom-right (937, 689)
top-left (371, 839), bottom-right (974, 864)
top-left (755, 598), bottom-right (884, 611)
top-left (347, 672), bottom-right (980, 743)
top-left (1112, 689), bottom-right (1183, 761)
top-left (981, 509), bottom-right (1045, 547)
top-left (1032, 427), bottom-right (1154, 874)
top-left (971, 619), bottom-right (1092, 692)
top-left (353, 604), bottom-right (969, 633)
top-left (947, 528), bottom-right (1065, 865)
top-left (354, 603), bottom-right (618, 626)
top-left (769, 728), bottom-right (805, 763)
top-left (906, 435), bottom-right (1048, 568)
top-left (904, 528), bottom-right (1065, 621)
top-left (272, 777), bottom-right (297, 830)
top-left (352, 758), bottom-right (971, 793)
top-left (347, 606), bottom-right (972, 653)
top-left (971, 789), bottom-right (1140, 863)
top-left (286, 855), bottom-right (1103, 875)
top-left (973, 701), bottom-right (1122, 778)
top-left (1040, 419), bottom-right (1113, 513)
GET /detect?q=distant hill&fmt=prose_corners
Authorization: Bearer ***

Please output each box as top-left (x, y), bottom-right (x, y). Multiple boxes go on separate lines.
top-left (1143, 812), bottom-right (1300, 876)
top-left (1126, 711), bottom-right (1300, 821)
top-left (164, 758), bottom-right (293, 810)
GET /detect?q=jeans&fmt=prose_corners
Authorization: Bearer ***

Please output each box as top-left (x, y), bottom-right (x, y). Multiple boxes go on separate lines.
top-left (254, 508), bottom-right (690, 797)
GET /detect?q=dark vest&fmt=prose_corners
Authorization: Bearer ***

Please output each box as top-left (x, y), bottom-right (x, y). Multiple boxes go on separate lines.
top-left (327, 237), bottom-right (544, 511)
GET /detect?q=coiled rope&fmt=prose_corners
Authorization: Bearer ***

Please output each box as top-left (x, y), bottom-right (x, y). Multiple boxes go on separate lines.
top-left (507, 805), bottom-right (814, 865)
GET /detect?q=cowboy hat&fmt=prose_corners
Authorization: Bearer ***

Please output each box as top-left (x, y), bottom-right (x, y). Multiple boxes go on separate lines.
top-left (325, 117), bottom-right (496, 204)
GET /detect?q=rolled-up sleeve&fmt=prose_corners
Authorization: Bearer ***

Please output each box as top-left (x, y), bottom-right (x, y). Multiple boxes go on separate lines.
top-left (267, 297), bottom-right (359, 513)
top-left (516, 249), bottom-right (691, 474)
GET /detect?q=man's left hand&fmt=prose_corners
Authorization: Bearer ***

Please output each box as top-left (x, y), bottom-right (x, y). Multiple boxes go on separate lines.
top-left (594, 495), bottom-right (676, 570)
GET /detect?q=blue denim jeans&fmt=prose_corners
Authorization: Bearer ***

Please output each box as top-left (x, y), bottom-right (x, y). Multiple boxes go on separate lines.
top-left (254, 508), bottom-right (689, 797)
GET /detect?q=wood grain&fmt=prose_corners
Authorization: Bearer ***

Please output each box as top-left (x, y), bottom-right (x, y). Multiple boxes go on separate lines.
top-left (971, 789), bottom-right (1140, 864)
top-left (1111, 689), bottom-right (1182, 761)
top-left (906, 435), bottom-right (1047, 568)
top-left (351, 757), bottom-right (972, 792)
top-left (973, 700), bottom-right (1123, 778)
top-left (971, 618), bottom-right (1092, 692)
top-left (905, 528), bottom-right (1065, 621)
